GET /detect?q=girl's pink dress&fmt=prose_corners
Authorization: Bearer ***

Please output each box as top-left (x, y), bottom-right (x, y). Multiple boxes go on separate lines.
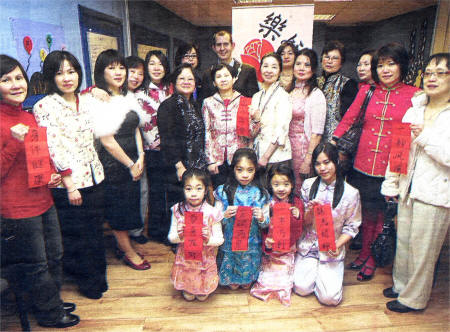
top-left (250, 196), bottom-right (304, 306)
top-left (169, 202), bottom-right (224, 295)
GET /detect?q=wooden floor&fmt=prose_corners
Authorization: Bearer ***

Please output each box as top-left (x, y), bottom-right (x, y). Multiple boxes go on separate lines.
top-left (2, 234), bottom-right (449, 332)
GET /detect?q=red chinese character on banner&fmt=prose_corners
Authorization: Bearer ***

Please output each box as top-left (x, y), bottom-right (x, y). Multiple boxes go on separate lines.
top-left (389, 123), bottom-right (411, 174)
top-left (272, 202), bottom-right (291, 252)
top-left (314, 203), bottom-right (336, 251)
top-left (232, 206), bottom-right (253, 251)
top-left (24, 128), bottom-right (52, 188)
top-left (184, 211), bottom-right (203, 261)
top-left (236, 97), bottom-right (252, 137)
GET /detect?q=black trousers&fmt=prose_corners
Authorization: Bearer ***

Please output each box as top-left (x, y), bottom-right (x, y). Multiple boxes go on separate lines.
top-left (52, 183), bottom-right (107, 294)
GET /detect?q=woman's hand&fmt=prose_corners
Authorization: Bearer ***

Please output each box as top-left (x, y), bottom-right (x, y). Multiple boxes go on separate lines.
top-left (48, 173), bottom-right (62, 188)
top-left (410, 124), bottom-right (424, 138)
top-left (384, 195), bottom-right (398, 203)
top-left (10, 124), bottom-right (29, 142)
top-left (202, 224), bottom-right (210, 243)
top-left (208, 163), bottom-right (219, 175)
top-left (304, 199), bottom-right (321, 225)
top-left (258, 155), bottom-right (269, 168)
top-left (265, 237), bottom-right (274, 249)
top-left (129, 161), bottom-right (142, 181)
top-left (252, 207), bottom-right (264, 223)
top-left (249, 106), bottom-right (261, 122)
top-left (290, 206), bottom-right (300, 219)
top-left (175, 162), bottom-right (186, 182)
top-left (224, 206), bottom-right (238, 219)
top-left (328, 246), bottom-right (341, 257)
top-left (299, 158), bottom-right (311, 175)
top-left (91, 87), bottom-right (110, 102)
top-left (67, 188), bottom-right (82, 206)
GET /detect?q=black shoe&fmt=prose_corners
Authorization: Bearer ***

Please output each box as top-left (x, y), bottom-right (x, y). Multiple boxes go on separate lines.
top-left (38, 311), bottom-right (80, 328)
top-left (79, 287), bottom-right (103, 299)
top-left (383, 287), bottom-right (399, 299)
top-left (63, 302), bottom-right (76, 312)
top-left (115, 246), bottom-right (125, 259)
top-left (130, 234), bottom-right (149, 244)
top-left (386, 300), bottom-right (422, 313)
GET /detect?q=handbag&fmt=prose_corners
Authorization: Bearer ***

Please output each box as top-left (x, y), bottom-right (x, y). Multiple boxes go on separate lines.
top-left (336, 85), bottom-right (375, 156)
top-left (371, 200), bottom-right (397, 267)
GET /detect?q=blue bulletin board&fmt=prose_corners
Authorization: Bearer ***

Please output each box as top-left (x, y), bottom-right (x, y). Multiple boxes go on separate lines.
top-left (10, 18), bottom-right (66, 76)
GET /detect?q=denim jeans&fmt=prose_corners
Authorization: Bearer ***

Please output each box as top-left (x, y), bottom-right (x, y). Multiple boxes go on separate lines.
top-left (1, 206), bottom-right (64, 323)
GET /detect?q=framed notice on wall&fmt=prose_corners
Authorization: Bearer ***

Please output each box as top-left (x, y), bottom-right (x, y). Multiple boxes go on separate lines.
top-left (137, 43), bottom-right (167, 60)
top-left (87, 32), bottom-right (119, 83)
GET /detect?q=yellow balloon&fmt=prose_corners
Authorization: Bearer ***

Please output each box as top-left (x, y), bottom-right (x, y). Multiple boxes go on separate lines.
top-left (40, 49), bottom-right (47, 62)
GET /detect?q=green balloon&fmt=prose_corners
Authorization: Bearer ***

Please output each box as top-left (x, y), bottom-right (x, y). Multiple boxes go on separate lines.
top-left (46, 34), bottom-right (53, 49)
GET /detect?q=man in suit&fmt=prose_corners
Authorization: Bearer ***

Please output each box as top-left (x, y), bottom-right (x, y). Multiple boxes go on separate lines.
top-left (199, 30), bottom-right (259, 102)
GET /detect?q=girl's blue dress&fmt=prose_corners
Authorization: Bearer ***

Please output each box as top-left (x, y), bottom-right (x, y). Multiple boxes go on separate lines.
top-left (215, 184), bottom-right (270, 285)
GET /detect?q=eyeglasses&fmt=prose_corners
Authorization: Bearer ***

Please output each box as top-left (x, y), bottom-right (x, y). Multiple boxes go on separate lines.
top-left (422, 71), bottom-right (449, 79)
top-left (323, 55), bottom-right (340, 62)
top-left (183, 54), bottom-right (197, 60)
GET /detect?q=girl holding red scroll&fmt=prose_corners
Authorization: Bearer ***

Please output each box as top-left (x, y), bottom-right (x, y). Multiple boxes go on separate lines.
top-left (293, 143), bottom-right (361, 306)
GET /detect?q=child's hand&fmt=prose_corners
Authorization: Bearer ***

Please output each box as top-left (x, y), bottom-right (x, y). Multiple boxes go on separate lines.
top-left (290, 206), bottom-right (300, 219)
top-left (224, 206), bottom-right (238, 219)
top-left (202, 225), bottom-right (210, 243)
top-left (328, 246), bottom-right (341, 257)
top-left (304, 199), bottom-right (321, 225)
top-left (265, 237), bottom-right (274, 249)
top-left (177, 222), bottom-right (185, 240)
top-left (252, 207), bottom-right (264, 223)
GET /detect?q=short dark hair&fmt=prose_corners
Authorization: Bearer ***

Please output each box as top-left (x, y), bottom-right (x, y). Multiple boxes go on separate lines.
top-left (291, 48), bottom-right (319, 95)
top-left (371, 43), bottom-right (409, 83)
top-left (358, 49), bottom-right (376, 61)
top-left (143, 50), bottom-right (170, 89)
top-left (43, 51), bottom-right (83, 96)
top-left (175, 43), bottom-right (201, 68)
top-left (260, 52), bottom-right (283, 73)
top-left (125, 55), bottom-right (144, 70)
top-left (276, 41), bottom-right (299, 59)
top-left (94, 49), bottom-right (127, 95)
top-left (0, 54), bottom-right (29, 101)
top-left (267, 162), bottom-right (296, 203)
top-left (424, 52), bottom-right (449, 71)
top-left (210, 63), bottom-right (237, 82)
top-left (321, 40), bottom-right (346, 64)
top-left (212, 30), bottom-right (233, 46)
top-left (29, 72), bottom-right (47, 95)
top-left (170, 63), bottom-right (196, 87)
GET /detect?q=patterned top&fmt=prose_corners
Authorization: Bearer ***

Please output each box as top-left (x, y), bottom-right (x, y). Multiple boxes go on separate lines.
top-left (251, 81), bottom-right (292, 163)
top-left (33, 93), bottom-right (104, 189)
top-left (135, 82), bottom-right (171, 150)
top-left (298, 177), bottom-right (361, 262)
top-left (203, 92), bottom-right (253, 165)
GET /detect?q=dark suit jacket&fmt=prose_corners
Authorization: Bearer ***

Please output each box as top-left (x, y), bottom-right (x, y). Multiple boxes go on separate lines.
top-left (199, 60), bottom-right (259, 104)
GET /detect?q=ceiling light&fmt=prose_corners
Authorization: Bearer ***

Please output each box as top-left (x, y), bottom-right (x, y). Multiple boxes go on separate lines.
top-left (314, 14), bottom-right (336, 21)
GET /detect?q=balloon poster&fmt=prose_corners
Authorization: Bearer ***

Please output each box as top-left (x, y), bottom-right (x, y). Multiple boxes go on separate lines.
top-left (10, 18), bottom-right (66, 75)
top-left (232, 5), bottom-right (314, 82)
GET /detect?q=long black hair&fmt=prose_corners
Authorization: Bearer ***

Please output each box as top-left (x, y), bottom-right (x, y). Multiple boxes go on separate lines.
top-left (290, 48), bottom-right (319, 95)
top-left (224, 148), bottom-right (268, 205)
top-left (177, 168), bottom-right (214, 215)
top-left (94, 49), bottom-right (128, 96)
top-left (143, 50), bottom-right (170, 91)
top-left (308, 142), bottom-right (344, 209)
top-left (267, 162), bottom-right (296, 204)
top-left (371, 42), bottom-right (409, 84)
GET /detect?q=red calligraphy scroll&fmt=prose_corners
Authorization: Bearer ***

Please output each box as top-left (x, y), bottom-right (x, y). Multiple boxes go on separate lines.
top-left (236, 97), bottom-right (252, 137)
top-left (272, 202), bottom-right (291, 252)
top-left (389, 123), bottom-right (411, 175)
top-left (183, 211), bottom-right (203, 261)
top-left (314, 203), bottom-right (336, 252)
top-left (232, 206), bottom-right (253, 251)
top-left (24, 127), bottom-right (52, 188)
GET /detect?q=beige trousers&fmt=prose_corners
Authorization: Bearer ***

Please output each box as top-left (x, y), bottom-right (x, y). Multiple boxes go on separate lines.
top-left (393, 198), bottom-right (449, 309)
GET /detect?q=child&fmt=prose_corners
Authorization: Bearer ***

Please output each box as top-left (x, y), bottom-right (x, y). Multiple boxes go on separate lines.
top-left (215, 148), bottom-right (270, 290)
top-left (168, 168), bottom-right (224, 301)
top-left (250, 163), bottom-right (304, 306)
top-left (293, 143), bottom-right (361, 306)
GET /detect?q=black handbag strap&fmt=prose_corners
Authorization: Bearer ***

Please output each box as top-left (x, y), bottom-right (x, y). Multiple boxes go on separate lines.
top-left (356, 85), bottom-right (375, 123)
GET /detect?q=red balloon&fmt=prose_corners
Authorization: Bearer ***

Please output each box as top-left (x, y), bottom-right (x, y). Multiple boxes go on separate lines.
top-left (23, 36), bottom-right (33, 54)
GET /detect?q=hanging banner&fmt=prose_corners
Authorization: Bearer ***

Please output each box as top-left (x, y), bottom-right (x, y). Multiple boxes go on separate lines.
top-left (389, 123), bottom-right (411, 175)
top-left (272, 202), bottom-right (291, 252)
top-left (184, 211), bottom-right (204, 261)
top-left (232, 5), bottom-right (314, 81)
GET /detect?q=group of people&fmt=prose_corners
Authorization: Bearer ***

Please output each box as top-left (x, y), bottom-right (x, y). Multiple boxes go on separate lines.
top-left (0, 27), bottom-right (449, 328)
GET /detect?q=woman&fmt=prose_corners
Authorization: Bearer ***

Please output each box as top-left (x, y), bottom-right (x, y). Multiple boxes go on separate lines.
top-left (317, 40), bottom-right (358, 141)
top-left (333, 43), bottom-right (420, 281)
top-left (0, 54), bottom-right (79, 327)
top-left (381, 53), bottom-right (450, 313)
top-left (251, 52), bottom-right (292, 170)
top-left (34, 50), bottom-right (108, 299)
top-left (203, 63), bottom-right (255, 187)
top-left (135, 50), bottom-right (172, 242)
top-left (289, 48), bottom-right (326, 194)
top-left (356, 49), bottom-right (376, 88)
top-left (94, 49), bottom-right (150, 271)
top-left (158, 63), bottom-right (206, 232)
top-left (175, 43), bottom-right (202, 101)
top-left (126, 55), bottom-right (145, 93)
top-left (276, 41), bottom-right (297, 91)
